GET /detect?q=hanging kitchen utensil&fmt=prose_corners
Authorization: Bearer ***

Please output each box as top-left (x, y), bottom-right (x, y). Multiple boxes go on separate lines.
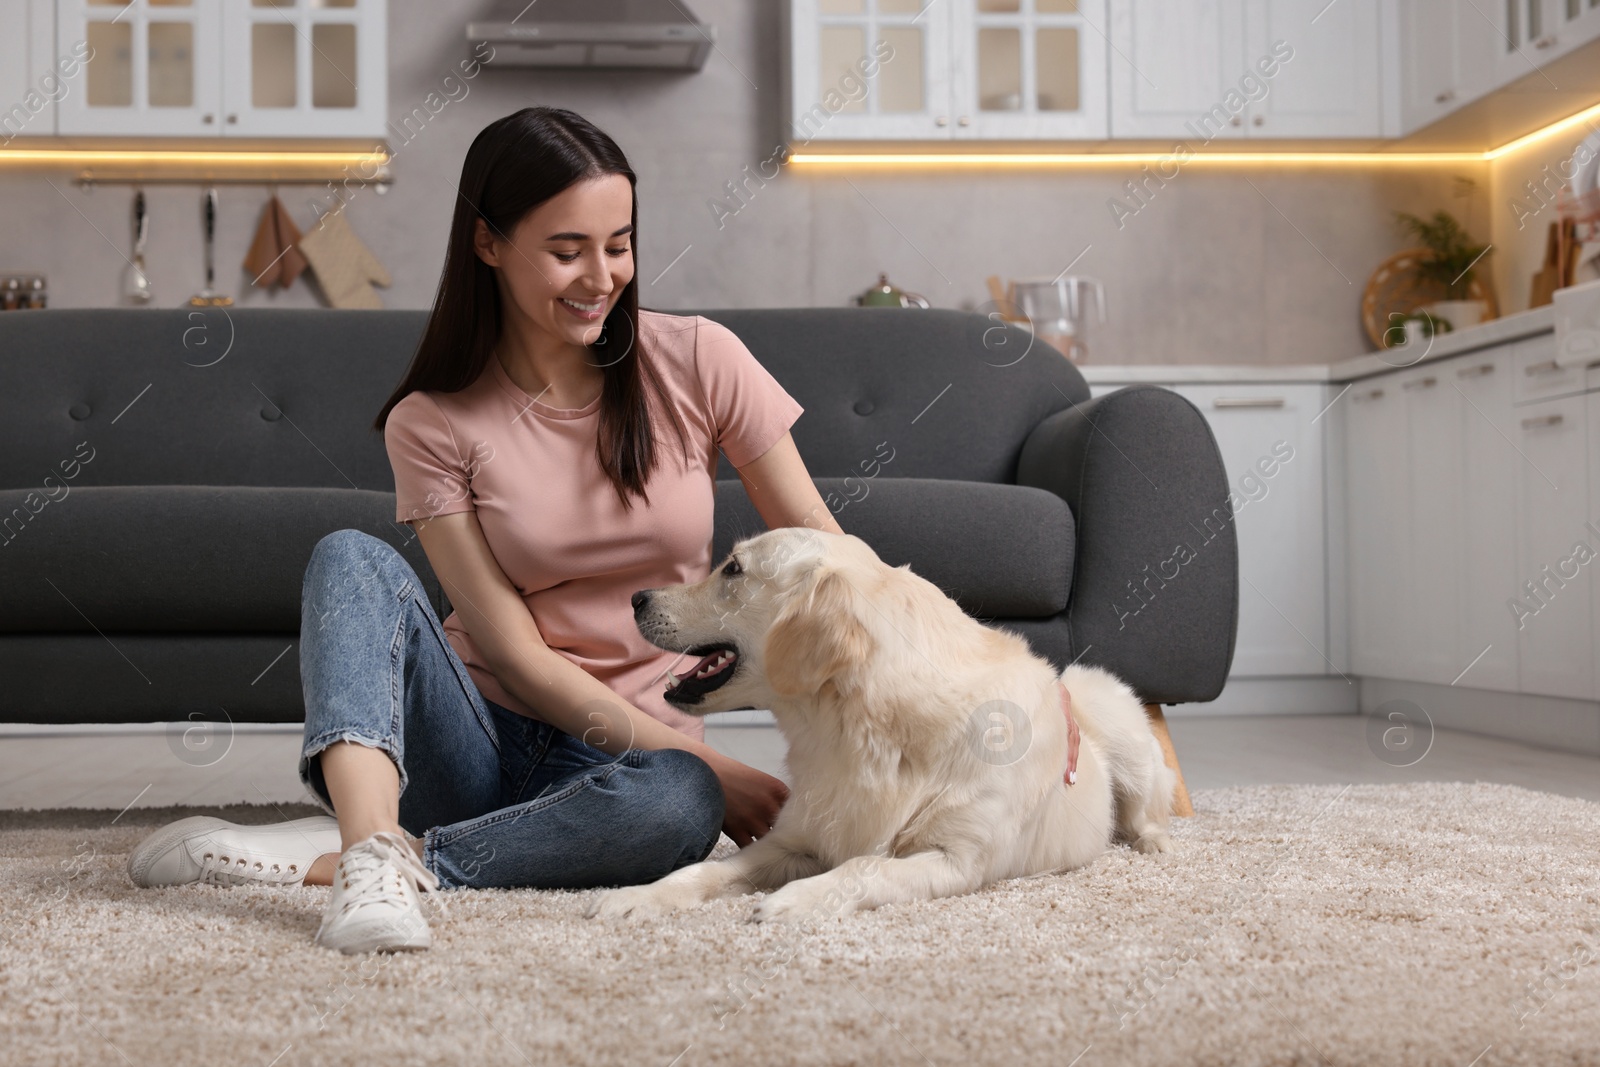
top-left (189, 187), bottom-right (233, 307)
top-left (123, 189), bottom-right (152, 304)
top-left (855, 272), bottom-right (929, 308)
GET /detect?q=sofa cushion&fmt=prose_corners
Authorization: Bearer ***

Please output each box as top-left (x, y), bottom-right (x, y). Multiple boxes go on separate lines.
top-left (0, 486), bottom-right (436, 633)
top-left (712, 477), bottom-right (1074, 618)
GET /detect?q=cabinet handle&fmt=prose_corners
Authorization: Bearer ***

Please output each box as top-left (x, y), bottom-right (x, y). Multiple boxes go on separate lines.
top-left (1535, 34), bottom-right (1558, 48)
top-left (1212, 396), bottom-right (1285, 408)
top-left (227, 114), bottom-right (238, 124)
top-left (1252, 115), bottom-right (1264, 126)
top-left (957, 115), bottom-right (970, 127)
top-left (1521, 413), bottom-right (1564, 429)
top-left (1229, 115), bottom-right (1242, 127)
top-left (1402, 375), bottom-right (1438, 390)
top-left (1353, 387), bottom-right (1385, 402)
top-left (1524, 359), bottom-right (1562, 375)
top-left (1435, 89), bottom-right (1456, 104)
top-left (935, 115), bottom-right (948, 127)
top-left (202, 113), bottom-right (214, 124)
top-left (1456, 363), bottom-right (1494, 378)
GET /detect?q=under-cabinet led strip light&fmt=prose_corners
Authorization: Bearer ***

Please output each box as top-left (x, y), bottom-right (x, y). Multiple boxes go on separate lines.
top-left (786, 101), bottom-right (1600, 167)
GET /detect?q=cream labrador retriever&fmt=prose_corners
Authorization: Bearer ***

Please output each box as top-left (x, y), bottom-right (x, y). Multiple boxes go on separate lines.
top-left (586, 527), bottom-right (1176, 923)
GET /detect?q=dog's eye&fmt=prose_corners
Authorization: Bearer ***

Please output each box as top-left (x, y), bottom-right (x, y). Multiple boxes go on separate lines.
top-left (724, 557), bottom-right (742, 577)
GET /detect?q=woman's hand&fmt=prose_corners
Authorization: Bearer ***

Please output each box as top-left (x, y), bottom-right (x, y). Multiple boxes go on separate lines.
top-left (1060, 682), bottom-right (1080, 786)
top-left (708, 753), bottom-right (790, 848)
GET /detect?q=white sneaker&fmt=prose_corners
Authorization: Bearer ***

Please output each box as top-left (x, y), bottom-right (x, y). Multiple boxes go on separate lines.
top-left (314, 830), bottom-right (445, 954)
top-left (127, 815), bottom-right (340, 888)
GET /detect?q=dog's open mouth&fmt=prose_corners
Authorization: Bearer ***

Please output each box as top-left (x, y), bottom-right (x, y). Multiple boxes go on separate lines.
top-left (663, 642), bottom-right (739, 704)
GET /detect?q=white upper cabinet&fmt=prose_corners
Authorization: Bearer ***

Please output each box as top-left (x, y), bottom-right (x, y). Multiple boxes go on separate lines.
top-left (790, 0), bottom-right (954, 140)
top-left (54, 0), bottom-right (386, 138)
top-left (58, 0), bottom-right (223, 135)
top-left (0, 0), bottom-right (61, 139)
top-left (1499, 0), bottom-right (1600, 80)
top-left (1243, 0), bottom-right (1381, 138)
top-left (955, 0), bottom-right (1108, 139)
top-left (1109, 0), bottom-right (1247, 140)
top-left (788, 0), bottom-right (1106, 140)
top-left (221, 0), bottom-right (387, 137)
top-left (1398, 0), bottom-right (1503, 134)
top-left (1109, 0), bottom-right (1381, 140)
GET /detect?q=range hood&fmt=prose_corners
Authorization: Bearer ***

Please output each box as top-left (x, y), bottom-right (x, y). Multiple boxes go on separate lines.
top-left (466, 0), bottom-right (715, 71)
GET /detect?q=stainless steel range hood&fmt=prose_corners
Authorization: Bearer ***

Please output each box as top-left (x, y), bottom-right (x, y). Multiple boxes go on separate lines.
top-left (466, 0), bottom-right (715, 71)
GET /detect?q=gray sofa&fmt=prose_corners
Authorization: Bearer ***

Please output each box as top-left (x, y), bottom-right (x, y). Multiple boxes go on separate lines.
top-left (0, 307), bottom-right (1237, 725)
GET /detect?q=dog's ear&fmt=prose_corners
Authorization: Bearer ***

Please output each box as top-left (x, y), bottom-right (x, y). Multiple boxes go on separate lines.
top-left (763, 566), bottom-right (875, 696)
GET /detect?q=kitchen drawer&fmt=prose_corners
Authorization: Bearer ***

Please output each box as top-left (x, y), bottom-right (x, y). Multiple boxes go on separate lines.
top-left (1513, 334), bottom-right (1587, 404)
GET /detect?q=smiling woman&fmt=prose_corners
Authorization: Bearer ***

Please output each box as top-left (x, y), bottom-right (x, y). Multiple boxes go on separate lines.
top-left (124, 106), bottom-right (841, 956)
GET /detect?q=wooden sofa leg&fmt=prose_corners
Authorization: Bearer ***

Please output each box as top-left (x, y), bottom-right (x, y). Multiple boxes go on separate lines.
top-left (1143, 704), bottom-right (1194, 817)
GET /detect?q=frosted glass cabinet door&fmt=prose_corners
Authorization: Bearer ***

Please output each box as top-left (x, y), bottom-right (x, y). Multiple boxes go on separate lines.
top-left (220, 0), bottom-right (387, 137)
top-left (57, 0), bottom-right (224, 135)
top-left (789, 0), bottom-right (954, 140)
top-left (953, 0), bottom-right (1108, 139)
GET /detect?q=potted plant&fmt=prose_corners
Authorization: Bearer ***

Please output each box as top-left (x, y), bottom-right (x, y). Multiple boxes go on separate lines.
top-left (1393, 208), bottom-right (1492, 331)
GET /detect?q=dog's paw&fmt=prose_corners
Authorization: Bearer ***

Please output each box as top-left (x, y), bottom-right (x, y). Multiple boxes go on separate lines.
top-left (1133, 831), bottom-right (1175, 855)
top-left (585, 883), bottom-right (685, 921)
top-left (752, 881), bottom-right (854, 924)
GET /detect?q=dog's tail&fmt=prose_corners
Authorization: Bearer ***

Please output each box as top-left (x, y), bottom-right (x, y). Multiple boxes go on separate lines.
top-left (1148, 735), bottom-right (1178, 825)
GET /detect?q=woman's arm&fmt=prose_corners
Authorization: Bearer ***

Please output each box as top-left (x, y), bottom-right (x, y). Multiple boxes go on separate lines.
top-left (411, 512), bottom-right (712, 758)
top-left (732, 431), bottom-right (845, 536)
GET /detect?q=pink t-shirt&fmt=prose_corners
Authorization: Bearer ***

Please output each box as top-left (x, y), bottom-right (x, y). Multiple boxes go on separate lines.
top-left (383, 310), bottom-right (804, 743)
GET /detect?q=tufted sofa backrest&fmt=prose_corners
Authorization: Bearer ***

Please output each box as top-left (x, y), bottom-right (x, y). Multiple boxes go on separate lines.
top-left (0, 306), bottom-right (1088, 491)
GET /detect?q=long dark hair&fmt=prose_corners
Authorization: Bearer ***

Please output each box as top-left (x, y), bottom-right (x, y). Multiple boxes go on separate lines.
top-left (374, 106), bottom-right (690, 510)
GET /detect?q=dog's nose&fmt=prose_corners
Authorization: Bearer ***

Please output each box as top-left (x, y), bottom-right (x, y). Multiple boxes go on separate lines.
top-left (631, 590), bottom-right (650, 613)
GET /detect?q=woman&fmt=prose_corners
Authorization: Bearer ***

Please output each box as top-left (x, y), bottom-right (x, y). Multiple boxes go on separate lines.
top-left (127, 106), bottom-right (1077, 955)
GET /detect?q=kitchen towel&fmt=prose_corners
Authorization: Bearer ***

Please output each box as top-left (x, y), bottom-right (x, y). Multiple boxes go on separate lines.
top-left (241, 194), bottom-right (308, 290)
top-left (298, 207), bottom-right (391, 309)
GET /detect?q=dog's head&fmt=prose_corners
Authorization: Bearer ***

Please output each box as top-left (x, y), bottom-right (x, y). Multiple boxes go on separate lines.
top-left (632, 527), bottom-right (882, 715)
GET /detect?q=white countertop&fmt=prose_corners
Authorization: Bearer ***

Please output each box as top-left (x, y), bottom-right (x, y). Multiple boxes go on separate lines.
top-left (1078, 305), bottom-right (1558, 385)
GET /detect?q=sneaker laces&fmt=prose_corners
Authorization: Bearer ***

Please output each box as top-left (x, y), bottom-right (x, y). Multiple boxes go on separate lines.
top-left (195, 849), bottom-right (306, 888)
top-left (328, 831), bottom-right (449, 922)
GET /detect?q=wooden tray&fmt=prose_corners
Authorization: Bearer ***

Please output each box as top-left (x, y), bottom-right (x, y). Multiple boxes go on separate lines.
top-left (1361, 247), bottom-right (1498, 349)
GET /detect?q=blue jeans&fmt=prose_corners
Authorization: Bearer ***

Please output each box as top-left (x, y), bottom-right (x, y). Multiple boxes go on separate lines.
top-left (296, 529), bottom-right (725, 891)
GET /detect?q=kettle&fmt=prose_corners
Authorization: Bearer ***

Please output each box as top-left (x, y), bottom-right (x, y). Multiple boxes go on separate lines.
top-left (856, 272), bottom-right (930, 309)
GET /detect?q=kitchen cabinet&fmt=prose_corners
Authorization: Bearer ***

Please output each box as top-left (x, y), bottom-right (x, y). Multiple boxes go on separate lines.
top-left (1108, 0), bottom-right (1247, 141)
top-left (787, 0), bottom-right (1107, 141)
top-left (1398, 362), bottom-right (1463, 685)
top-left (1169, 383), bottom-right (1329, 676)
top-left (1241, 0), bottom-right (1382, 138)
top-left (1590, 367), bottom-right (1600, 701)
top-left (54, 0), bottom-right (386, 138)
top-left (1109, 0), bottom-right (1380, 140)
top-left (1511, 339), bottom-right (1593, 701)
top-left (1397, 0), bottom-right (1500, 134)
top-left (1452, 350), bottom-right (1522, 693)
top-left (1496, 0), bottom-right (1600, 84)
top-left (0, 0), bottom-right (59, 140)
top-left (1344, 376), bottom-right (1410, 681)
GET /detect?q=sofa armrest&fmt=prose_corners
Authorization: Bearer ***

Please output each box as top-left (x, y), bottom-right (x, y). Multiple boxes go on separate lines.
top-left (1015, 386), bottom-right (1237, 704)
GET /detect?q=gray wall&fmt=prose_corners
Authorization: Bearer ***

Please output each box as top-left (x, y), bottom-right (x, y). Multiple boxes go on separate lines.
top-left (0, 0), bottom-right (1490, 366)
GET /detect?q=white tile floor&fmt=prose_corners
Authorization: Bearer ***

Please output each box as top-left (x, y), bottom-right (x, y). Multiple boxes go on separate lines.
top-left (0, 714), bottom-right (1596, 812)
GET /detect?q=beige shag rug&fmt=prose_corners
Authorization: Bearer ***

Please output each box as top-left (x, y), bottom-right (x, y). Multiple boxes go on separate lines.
top-left (2, 782), bottom-right (1598, 1067)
